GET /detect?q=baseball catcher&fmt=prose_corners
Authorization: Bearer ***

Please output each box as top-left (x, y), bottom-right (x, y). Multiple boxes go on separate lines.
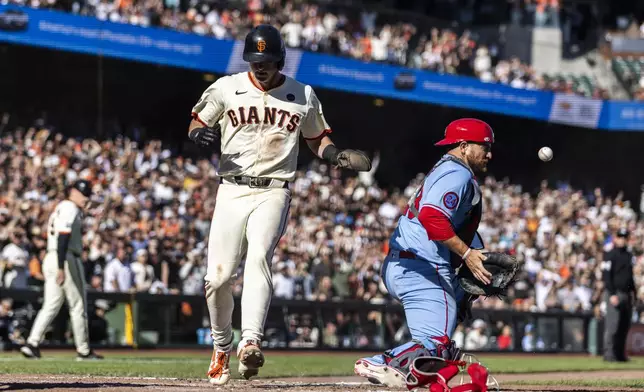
top-left (354, 118), bottom-right (520, 391)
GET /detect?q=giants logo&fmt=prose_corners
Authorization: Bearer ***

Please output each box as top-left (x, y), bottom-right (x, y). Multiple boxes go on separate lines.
top-left (257, 39), bottom-right (266, 52)
top-left (227, 106), bottom-right (301, 132)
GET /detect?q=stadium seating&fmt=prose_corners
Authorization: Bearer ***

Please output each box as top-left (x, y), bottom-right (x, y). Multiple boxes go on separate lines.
top-left (542, 72), bottom-right (600, 97)
top-left (1, 125), bottom-right (643, 321)
top-left (612, 56), bottom-right (644, 99)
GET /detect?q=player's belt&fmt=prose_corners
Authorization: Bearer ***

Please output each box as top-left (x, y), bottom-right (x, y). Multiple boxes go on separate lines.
top-left (221, 176), bottom-right (289, 189)
top-left (389, 249), bottom-right (421, 260)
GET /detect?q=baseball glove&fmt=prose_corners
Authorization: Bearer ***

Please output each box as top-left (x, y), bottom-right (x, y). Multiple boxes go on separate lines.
top-left (336, 149), bottom-right (372, 171)
top-left (458, 252), bottom-right (521, 297)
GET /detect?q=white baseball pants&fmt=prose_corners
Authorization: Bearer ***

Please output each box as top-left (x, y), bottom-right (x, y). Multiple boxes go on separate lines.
top-left (205, 183), bottom-right (290, 348)
top-left (27, 252), bottom-right (90, 355)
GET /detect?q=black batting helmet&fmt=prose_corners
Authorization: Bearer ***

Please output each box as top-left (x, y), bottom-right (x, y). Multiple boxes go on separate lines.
top-left (243, 24), bottom-right (285, 70)
top-left (70, 179), bottom-right (92, 198)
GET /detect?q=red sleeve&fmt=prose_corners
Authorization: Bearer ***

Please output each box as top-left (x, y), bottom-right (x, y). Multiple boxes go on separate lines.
top-left (418, 206), bottom-right (456, 241)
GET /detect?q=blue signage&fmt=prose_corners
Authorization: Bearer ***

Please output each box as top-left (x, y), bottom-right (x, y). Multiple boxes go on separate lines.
top-left (599, 101), bottom-right (644, 131)
top-left (1, 5), bottom-right (643, 131)
top-left (0, 5), bottom-right (234, 73)
top-left (296, 52), bottom-right (553, 121)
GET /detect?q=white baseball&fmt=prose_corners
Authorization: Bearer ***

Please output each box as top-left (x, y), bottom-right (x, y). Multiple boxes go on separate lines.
top-left (538, 147), bottom-right (553, 162)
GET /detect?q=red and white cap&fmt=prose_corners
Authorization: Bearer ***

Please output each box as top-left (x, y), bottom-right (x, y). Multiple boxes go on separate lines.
top-left (435, 118), bottom-right (495, 146)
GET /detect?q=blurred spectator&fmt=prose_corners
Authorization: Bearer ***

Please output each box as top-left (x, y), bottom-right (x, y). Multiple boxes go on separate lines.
top-left (322, 321), bottom-right (339, 347)
top-left (27, 250), bottom-right (45, 288)
top-left (1, 231), bottom-right (29, 289)
top-left (273, 262), bottom-right (296, 300)
top-left (103, 249), bottom-right (133, 293)
top-left (522, 323), bottom-right (545, 351)
top-left (497, 324), bottom-right (513, 350)
top-left (130, 249), bottom-right (155, 292)
top-left (178, 249), bottom-right (205, 295)
top-left (453, 324), bottom-right (465, 348)
top-left (464, 319), bottom-right (489, 350)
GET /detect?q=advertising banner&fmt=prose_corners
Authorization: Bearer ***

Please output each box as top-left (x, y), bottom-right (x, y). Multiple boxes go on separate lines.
top-left (0, 5), bottom-right (234, 73)
top-left (296, 52), bottom-right (554, 121)
top-left (1, 5), bottom-right (644, 131)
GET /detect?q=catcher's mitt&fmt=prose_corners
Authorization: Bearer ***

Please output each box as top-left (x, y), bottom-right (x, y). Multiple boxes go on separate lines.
top-left (458, 252), bottom-right (521, 297)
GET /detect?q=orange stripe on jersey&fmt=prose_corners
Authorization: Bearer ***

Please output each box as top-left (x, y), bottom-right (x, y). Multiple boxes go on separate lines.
top-left (191, 112), bottom-right (208, 127)
top-left (304, 129), bottom-right (332, 141)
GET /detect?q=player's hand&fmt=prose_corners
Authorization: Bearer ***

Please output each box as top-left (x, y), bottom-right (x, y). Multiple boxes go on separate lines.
top-left (610, 295), bottom-right (619, 306)
top-left (189, 125), bottom-right (221, 147)
top-left (56, 269), bottom-right (65, 286)
top-left (464, 249), bottom-right (492, 285)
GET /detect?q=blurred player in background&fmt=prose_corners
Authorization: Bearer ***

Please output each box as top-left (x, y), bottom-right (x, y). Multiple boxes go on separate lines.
top-left (20, 180), bottom-right (103, 360)
top-left (602, 228), bottom-right (636, 362)
top-left (188, 24), bottom-right (371, 385)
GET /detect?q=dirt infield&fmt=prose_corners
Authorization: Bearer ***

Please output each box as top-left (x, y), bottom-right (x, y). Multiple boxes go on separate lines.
top-left (1, 371), bottom-right (643, 392)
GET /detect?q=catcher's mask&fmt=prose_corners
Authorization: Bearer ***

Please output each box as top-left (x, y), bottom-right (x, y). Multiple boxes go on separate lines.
top-left (458, 353), bottom-right (500, 392)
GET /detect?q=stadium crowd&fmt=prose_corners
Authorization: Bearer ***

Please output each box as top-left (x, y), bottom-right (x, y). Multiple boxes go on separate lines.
top-left (8, 0), bottom-right (608, 98)
top-left (0, 120), bottom-right (642, 350)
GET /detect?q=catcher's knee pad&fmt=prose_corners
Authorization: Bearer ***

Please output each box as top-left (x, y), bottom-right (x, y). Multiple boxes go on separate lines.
top-left (381, 337), bottom-right (460, 382)
top-left (430, 335), bottom-right (462, 361)
top-left (383, 341), bottom-right (432, 375)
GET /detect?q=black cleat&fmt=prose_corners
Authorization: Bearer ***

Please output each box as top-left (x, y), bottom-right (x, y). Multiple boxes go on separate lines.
top-left (20, 344), bottom-right (41, 359)
top-left (76, 350), bottom-right (104, 361)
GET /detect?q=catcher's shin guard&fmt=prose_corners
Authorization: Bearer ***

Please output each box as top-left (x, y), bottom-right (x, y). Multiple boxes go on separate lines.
top-left (354, 341), bottom-right (431, 387)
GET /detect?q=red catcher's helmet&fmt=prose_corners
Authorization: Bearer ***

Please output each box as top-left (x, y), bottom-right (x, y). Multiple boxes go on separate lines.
top-left (435, 118), bottom-right (494, 146)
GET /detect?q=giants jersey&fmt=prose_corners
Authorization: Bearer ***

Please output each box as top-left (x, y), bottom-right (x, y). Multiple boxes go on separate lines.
top-left (191, 72), bottom-right (331, 182)
top-left (390, 155), bottom-right (483, 265)
top-left (47, 200), bottom-right (83, 256)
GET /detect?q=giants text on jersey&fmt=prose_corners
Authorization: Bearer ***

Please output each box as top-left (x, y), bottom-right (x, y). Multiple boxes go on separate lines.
top-left (191, 72), bottom-right (331, 182)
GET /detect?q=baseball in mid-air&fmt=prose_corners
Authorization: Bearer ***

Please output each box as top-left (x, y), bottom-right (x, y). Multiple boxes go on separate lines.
top-left (538, 147), bottom-right (553, 162)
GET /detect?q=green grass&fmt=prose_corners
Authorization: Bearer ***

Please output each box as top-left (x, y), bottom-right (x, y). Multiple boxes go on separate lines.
top-left (512, 379), bottom-right (644, 388)
top-left (477, 356), bottom-right (644, 374)
top-left (0, 351), bottom-right (642, 380)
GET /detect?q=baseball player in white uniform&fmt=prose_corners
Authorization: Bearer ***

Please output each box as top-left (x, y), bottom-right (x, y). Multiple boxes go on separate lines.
top-left (20, 180), bottom-right (103, 360)
top-left (188, 24), bottom-right (372, 385)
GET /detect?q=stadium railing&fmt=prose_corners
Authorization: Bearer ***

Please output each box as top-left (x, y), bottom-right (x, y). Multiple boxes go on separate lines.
top-left (2, 288), bottom-right (628, 355)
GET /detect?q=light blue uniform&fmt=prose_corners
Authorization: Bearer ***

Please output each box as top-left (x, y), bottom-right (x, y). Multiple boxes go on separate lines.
top-left (382, 154), bottom-right (483, 355)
